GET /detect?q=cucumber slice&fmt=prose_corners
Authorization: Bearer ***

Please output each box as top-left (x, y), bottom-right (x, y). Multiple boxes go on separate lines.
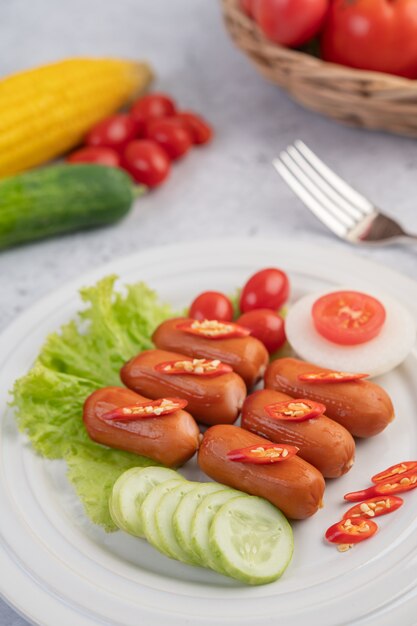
top-left (141, 479), bottom-right (186, 554)
top-left (111, 466), bottom-right (181, 537)
top-left (155, 482), bottom-right (197, 563)
top-left (209, 496), bottom-right (293, 585)
top-left (191, 488), bottom-right (241, 573)
top-left (174, 482), bottom-right (226, 565)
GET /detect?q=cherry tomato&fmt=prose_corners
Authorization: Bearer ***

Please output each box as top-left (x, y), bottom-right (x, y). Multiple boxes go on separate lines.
top-left (85, 114), bottom-right (139, 151)
top-left (227, 442), bottom-right (299, 464)
top-left (146, 118), bottom-right (192, 160)
top-left (66, 146), bottom-right (121, 167)
top-left (102, 397), bottom-right (188, 421)
top-left (325, 517), bottom-right (378, 545)
top-left (312, 291), bottom-right (386, 346)
top-left (372, 461), bottom-right (417, 484)
top-left (122, 140), bottom-right (170, 187)
top-left (343, 496), bottom-right (403, 520)
top-left (155, 358), bottom-right (233, 377)
top-left (237, 309), bottom-right (286, 353)
top-left (298, 371), bottom-right (368, 383)
top-left (130, 93), bottom-right (176, 132)
top-left (322, 0), bottom-right (417, 79)
top-left (176, 319), bottom-right (250, 339)
top-left (240, 0), bottom-right (254, 16)
top-left (264, 398), bottom-right (326, 422)
top-left (253, 0), bottom-right (329, 47)
top-left (173, 112), bottom-right (213, 145)
top-left (239, 268), bottom-right (289, 313)
top-left (189, 291), bottom-right (234, 322)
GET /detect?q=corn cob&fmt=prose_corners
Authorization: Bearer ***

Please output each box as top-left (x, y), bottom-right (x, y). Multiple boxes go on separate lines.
top-left (0, 57), bottom-right (153, 178)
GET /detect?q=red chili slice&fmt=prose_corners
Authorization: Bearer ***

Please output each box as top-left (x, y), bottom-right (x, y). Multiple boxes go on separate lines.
top-left (298, 371), bottom-right (369, 383)
top-left (227, 443), bottom-right (299, 464)
top-left (264, 398), bottom-right (326, 422)
top-left (176, 319), bottom-right (250, 339)
top-left (344, 470), bottom-right (417, 501)
top-left (325, 517), bottom-right (378, 545)
top-left (343, 496), bottom-right (403, 519)
top-left (101, 397), bottom-right (188, 421)
top-left (155, 358), bottom-right (233, 377)
top-left (372, 461), bottom-right (417, 484)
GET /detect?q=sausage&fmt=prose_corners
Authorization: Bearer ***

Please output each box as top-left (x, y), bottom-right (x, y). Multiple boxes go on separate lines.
top-left (198, 424), bottom-right (325, 519)
top-left (83, 386), bottom-right (200, 467)
top-left (120, 349), bottom-right (247, 426)
top-left (152, 317), bottom-right (269, 388)
top-left (241, 389), bottom-right (355, 478)
top-left (264, 357), bottom-right (395, 438)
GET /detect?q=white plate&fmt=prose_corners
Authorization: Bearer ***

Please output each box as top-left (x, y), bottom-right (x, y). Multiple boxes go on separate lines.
top-left (1, 238), bottom-right (417, 626)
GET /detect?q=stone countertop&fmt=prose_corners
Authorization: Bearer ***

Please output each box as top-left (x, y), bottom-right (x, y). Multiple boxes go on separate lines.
top-left (0, 0), bottom-right (416, 623)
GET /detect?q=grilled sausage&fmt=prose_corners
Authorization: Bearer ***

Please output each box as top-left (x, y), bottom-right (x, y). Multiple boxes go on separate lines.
top-left (152, 317), bottom-right (269, 388)
top-left (120, 349), bottom-right (246, 426)
top-left (241, 389), bottom-right (355, 478)
top-left (83, 386), bottom-right (200, 467)
top-left (264, 357), bottom-right (395, 438)
top-left (198, 424), bottom-right (325, 519)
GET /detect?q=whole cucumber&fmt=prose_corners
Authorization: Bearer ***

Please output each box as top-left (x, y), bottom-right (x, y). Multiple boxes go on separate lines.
top-left (0, 164), bottom-right (139, 250)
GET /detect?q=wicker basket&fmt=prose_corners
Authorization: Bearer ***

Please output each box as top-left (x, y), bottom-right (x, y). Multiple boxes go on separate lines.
top-left (222, 0), bottom-right (417, 137)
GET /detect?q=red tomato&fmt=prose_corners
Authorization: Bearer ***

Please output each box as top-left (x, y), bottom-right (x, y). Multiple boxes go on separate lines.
top-left (189, 292), bottom-right (234, 322)
top-left (130, 93), bottom-right (176, 131)
top-left (253, 0), bottom-right (329, 47)
top-left (240, 0), bottom-right (254, 16)
top-left (312, 291), bottom-right (386, 346)
top-left (239, 268), bottom-right (289, 313)
top-left (85, 114), bottom-right (139, 150)
top-left (322, 0), bottom-right (417, 79)
top-left (237, 309), bottom-right (286, 353)
top-left (66, 146), bottom-right (121, 167)
top-left (173, 112), bottom-right (213, 145)
top-left (146, 118), bottom-right (192, 160)
top-left (123, 140), bottom-right (170, 188)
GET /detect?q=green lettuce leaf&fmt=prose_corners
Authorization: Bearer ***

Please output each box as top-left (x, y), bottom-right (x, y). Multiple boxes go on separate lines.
top-left (65, 444), bottom-right (157, 531)
top-left (12, 275), bottom-right (174, 530)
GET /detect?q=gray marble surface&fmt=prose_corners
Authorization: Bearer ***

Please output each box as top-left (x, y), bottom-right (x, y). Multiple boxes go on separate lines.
top-left (1, 0), bottom-right (416, 623)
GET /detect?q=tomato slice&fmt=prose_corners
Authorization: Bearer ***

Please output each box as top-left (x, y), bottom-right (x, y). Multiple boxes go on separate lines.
top-left (344, 470), bottom-right (417, 501)
top-left (176, 319), bottom-right (250, 339)
top-left (264, 398), bottom-right (326, 422)
top-left (325, 517), bottom-right (378, 545)
top-left (101, 397), bottom-right (188, 421)
top-left (312, 291), bottom-right (386, 345)
top-left (227, 443), bottom-right (299, 464)
top-left (298, 371), bottom-right (369, 383)
top-left (372, 461), bottom-right (417, 484)
top-left (343, 496), bottom-right (403, 520)
top-left (155, 358), bottom-right (233, 377)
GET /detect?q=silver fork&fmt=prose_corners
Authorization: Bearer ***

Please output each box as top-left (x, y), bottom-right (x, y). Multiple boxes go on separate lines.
top-left (273, 140), bottom-right (417, 245)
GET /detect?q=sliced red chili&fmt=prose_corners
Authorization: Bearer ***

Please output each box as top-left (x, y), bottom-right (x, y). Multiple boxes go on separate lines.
top-left (325, 517), bottom-right (378, 545)
top-left (343, 496), bottom-right (403, 519)
top-left (344, 470), bottom-right (417, 501)
top-left (176, 319), bottom-right (250, 339)
top-left (227, 443), bottom-right (299, 464)
top-left (101, 397), bottom-right (188, 421)
top-left (155, 358), bottom-right (233, 377)
top-left (264, 398), bottom-right (326, 422)
top-left (298, 371), bottom-right (369, 383)
top-left (372, 461), bottom-right (417, 484)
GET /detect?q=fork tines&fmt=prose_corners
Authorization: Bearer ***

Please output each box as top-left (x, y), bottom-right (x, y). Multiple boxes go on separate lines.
top-left (273, 140), bottom-right (375, 239)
